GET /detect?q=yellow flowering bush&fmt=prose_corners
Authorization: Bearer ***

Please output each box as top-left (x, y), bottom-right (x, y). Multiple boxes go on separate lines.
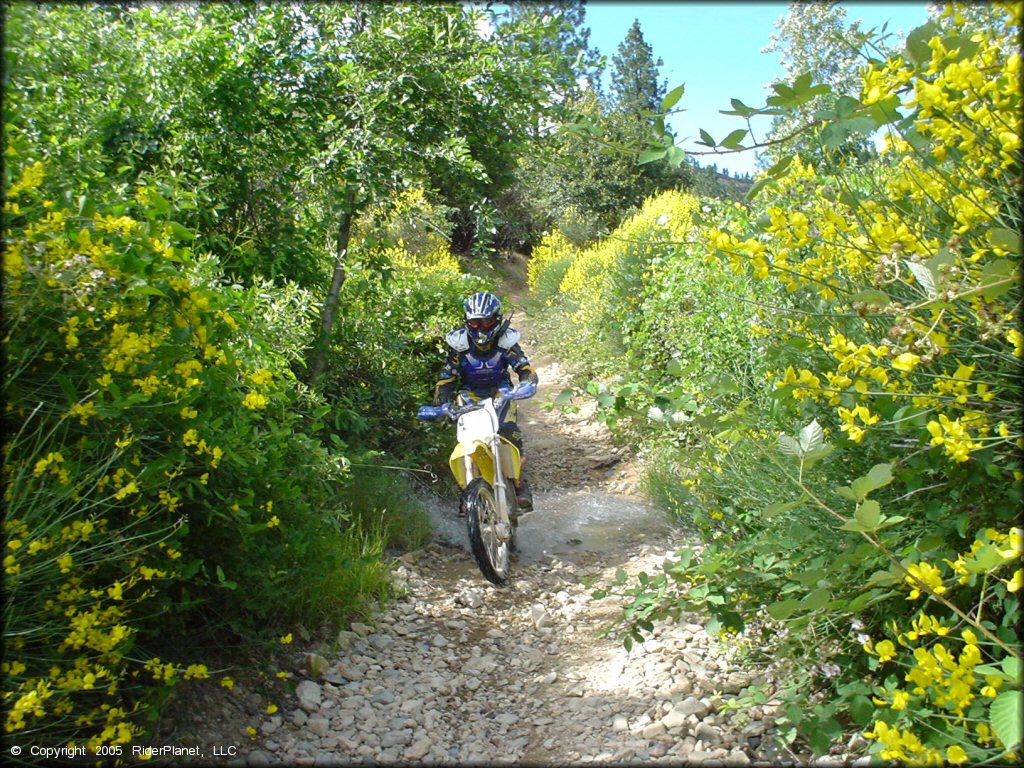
top-left (527, 228), bottom-right (575, 296)
top-left (860, 528), bottom-right (1021, 764)
top-left (568, 2), bottom-right (1021, 759)
top-left (2, 164), bottom-right (353, 749)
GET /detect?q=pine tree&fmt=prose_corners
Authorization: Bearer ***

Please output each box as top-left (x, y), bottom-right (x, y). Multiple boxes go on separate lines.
top-left (609, 19), bottom-right (664, 115)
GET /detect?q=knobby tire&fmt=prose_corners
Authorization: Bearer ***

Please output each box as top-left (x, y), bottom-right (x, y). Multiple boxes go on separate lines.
top-left (462, 477), bottom-right (513, 585)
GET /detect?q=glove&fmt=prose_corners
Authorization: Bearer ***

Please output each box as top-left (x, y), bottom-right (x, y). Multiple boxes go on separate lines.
top-left (514, 381), bottom-right (537, 399)
top-left (440, 402), bottom-right (453, 418)
top-left (417, 405), bottom-right (438, 420)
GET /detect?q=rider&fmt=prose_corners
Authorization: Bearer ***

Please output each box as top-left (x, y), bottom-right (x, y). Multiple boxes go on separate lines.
top-left (433, 291), bottom-right (538, 510)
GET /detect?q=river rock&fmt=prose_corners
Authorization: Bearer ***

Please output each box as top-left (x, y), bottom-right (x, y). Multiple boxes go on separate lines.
top-left (530, 604), bottom-right (554, 628)
top-left (295, 681), bottom-right (322, 713)
top-left (306, 717), bottom-right (330, 738)
top-left (672, 696), bottom-right (710, 718)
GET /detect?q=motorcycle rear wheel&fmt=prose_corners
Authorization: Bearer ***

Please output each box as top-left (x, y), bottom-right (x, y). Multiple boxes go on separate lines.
top-left (462, 477), bottom-right (513, 585)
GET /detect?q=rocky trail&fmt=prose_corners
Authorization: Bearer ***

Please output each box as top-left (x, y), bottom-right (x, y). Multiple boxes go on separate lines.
top-left (162, 256), bottom-right (829, 767)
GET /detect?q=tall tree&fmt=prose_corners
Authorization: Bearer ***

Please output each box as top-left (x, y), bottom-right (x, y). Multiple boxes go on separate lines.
top-left (759, 1), bottom-right (870, 166)
top-left (609, 19), bottom-right (665, 116)
top-left (502, 0), bottom-right (605, 106)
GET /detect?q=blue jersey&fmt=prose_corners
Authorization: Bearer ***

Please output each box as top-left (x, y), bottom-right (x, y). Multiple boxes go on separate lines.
top-left (433, 327), bottom-right (538, 404)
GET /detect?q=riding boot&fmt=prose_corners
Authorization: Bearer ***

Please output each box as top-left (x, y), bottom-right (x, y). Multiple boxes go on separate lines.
top-left (515, 477), bottom-right (533, 512)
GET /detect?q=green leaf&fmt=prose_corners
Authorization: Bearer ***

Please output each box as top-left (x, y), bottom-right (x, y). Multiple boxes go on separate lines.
top-left (661, 84), bottom-right (685, 112)
top-left (988, 227), bottom-right (1022, 255)
top-left (762, 495), bottom-right (809, 518)
top-left (850, 289), bottom-right (891, 307)
top-left (554, 388), bottom-right (574, 406)
top-left (698, 129), bottom-right (715, 147)
top-left (766, 154), bottom-right (794, 179)
top-left (720, 129), bottom-right (747, 150)
top-left (801, 588), bottom-right (831, 611)
top-left (905, 20), bottom-right (941, 66)
top-left (666, 145), bottom-right (688, 167)
top-left (975, 656), bottom-right (1021, 684)
top-left (1002, 656), bottom-right (1021, 681)
top-left (767, 598), bottom-right (800, 621)
top-left (965, 544), bottom-right (1005, 573)
top-left (799, 419), bottom-right (824, 454)
top-left (167, 221), bottom-right (197, 241)
top-left (638, 148), bottom-right (667, 165)
top-left (848, 695), bottom-right (874, 726)
top-left (146, 190), bottom-right (171, 216)
top-left (721, 98), bottom-right (755, 117)
top-left (77, 195), bottom-right (96, 218)
top-left (866, 463), bottom-right (894, 490)
top-left (778, 434), bottom-right (802, 458)
top-left (772, 81), bottom-right (795, 99)
top-left (745, 177), bottom-right (770, 201)
top-left (127, 284), bottom-right (168, 298)
top-left (990, 690), bottom-right (1022, 751)
top-left (855, 500), bottom-right (882, 531)
top-left (803, 443), bottom-right (835, 470)
top-left (849, 463), bottom-right (893, 500)
top-left (978, 259), bottom-right (1015, 300)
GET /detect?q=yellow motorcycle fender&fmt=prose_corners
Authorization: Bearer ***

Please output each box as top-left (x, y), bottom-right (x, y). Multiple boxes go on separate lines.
top-left (449, 437), bottom-right (521, 489)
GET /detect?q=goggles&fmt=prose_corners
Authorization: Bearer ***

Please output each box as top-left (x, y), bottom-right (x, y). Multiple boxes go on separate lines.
top-left (466, 316), bottom-right (498, 331)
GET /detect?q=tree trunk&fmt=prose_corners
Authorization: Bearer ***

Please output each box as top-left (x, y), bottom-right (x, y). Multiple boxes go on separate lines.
top-left (308, 188), bottom-right (357, 383)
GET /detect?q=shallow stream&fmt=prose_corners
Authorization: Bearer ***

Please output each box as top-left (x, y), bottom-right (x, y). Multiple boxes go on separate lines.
top-left (424, 487), bottom-right (675, 569)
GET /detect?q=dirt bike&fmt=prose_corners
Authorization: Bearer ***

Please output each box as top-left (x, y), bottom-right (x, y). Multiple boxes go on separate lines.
top-left (417, 381), bottom-right (536, 585)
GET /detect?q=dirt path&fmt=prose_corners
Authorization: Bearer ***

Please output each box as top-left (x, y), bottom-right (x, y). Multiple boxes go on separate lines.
top-left (160, 256), bottom-right (819, 767)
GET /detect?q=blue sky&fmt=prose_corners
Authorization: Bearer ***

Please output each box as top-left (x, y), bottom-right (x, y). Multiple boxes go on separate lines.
top-left (582, 1), bottom-right (932, 176)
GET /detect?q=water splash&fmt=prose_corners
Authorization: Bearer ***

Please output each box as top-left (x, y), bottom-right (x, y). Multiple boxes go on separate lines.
top-left (514, 489), bottom-right (671, 564)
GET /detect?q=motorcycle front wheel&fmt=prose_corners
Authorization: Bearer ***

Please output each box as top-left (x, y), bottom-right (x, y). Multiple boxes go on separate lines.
top-left (461, 477), bottom-right (513, 585)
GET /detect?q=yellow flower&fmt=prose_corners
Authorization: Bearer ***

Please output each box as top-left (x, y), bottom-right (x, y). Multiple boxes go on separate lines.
top-left (905, 562), bottom-right (946, 599)
top-left (242, 392), bottom-right (269, 411)
top-left (874, 639), bottom-right (897, 663)
top-left (1003, 569), bottom-right (1022, 593)
top-left (890, 689), bottom-right (909, 710)
top-left (279, 633), bottom-right (293, 645)
top-left (220, 676), bottom-right (235, 690)
top-left (266, 704), bottom-right (278, 715)
top-left (946, 745), bottom-right (969, 764)
top-left (266, 516), bottom-right (280, 529)
top-left (891, 352), bottom-right (921, 372)
top-left (248, 368), bottom-right (274, 387)
top-left (7, 161), bottom-right (45, 198)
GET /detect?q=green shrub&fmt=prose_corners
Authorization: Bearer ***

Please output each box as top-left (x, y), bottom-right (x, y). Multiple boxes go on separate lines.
top-left (591, 6), bottom-right (1022, 762)
top-left (0, 164), bottom-right (380, 749)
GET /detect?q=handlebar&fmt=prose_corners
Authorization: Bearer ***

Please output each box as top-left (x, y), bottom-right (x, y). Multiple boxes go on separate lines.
top-left (417, 381), bottom-right (536, 422)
